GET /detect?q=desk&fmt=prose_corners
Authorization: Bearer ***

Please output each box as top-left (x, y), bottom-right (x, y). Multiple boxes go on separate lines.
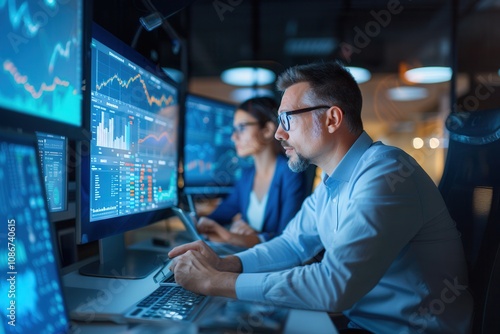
top-left (63, 251), bottom-right (338, 334)
top-left (69, 310), bottom-right (337, 334)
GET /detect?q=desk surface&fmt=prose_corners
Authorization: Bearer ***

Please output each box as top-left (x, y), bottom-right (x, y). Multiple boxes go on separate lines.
top-left (69, 310), bottom-right (337, 334)
top-left (63, 250), bottom-right (338, 334)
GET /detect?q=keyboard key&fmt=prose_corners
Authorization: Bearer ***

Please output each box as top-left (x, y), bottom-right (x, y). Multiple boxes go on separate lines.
top-left (128, 285), bottom-right (207, 322)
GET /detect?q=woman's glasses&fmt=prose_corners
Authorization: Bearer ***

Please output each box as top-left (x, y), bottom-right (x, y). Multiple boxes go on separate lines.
top-left (232, 122), bottom-right (260, 134)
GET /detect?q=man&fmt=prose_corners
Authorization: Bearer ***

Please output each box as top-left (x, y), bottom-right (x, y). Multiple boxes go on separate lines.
top-left (169, 61), bottom-right (473, 333)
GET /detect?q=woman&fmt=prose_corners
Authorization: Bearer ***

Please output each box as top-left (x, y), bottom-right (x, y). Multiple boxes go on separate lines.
top-left (196, 96), bottom-right (308, 248)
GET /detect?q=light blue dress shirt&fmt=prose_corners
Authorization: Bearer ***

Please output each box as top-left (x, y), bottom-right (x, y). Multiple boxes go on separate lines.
top-left (235, 132), bottom-right (473, 333)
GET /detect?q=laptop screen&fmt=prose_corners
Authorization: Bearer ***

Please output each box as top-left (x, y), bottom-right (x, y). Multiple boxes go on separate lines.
top-left (0, 132), bottom-right (69, 333)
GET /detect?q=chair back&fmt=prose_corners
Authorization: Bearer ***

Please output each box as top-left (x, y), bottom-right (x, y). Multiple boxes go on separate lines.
top-left (438, 109), bottom-right (500, 334)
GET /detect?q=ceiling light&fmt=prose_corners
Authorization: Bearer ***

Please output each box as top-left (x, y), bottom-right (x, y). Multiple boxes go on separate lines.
top-left (413, 137), bottom-right (424, 149)
top-left (346, 67), bottom-right (371, 84)
top-left (429, 137), bottom-right (440, 149)
top-left (284, 37), bottom-right (337, 56)
top-left (404, 66), bottom-right (452, 84)
top-left (140, 12), bottom-right (164, 31)
top-left (386, 86), bottom-right (429, 101)
top-left (221, 67), bottom-right (276, 86)
top-left (230, 88), bottom-right (274, 102)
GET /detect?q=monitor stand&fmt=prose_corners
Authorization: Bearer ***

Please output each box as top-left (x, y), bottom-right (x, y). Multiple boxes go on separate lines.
top-left (78, 207), bottom-right (200, 279)
top-left (79, 234), bottom-right (164, 279)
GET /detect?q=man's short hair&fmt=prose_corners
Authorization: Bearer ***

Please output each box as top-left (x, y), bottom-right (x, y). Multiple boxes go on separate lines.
top-left (276, 60), bottom-right (363, 134)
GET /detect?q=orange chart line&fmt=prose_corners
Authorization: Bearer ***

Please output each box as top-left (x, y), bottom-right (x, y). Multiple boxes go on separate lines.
top-left (96, 73), bottom-right (173, 108)
top-left (138, 131), bottom-right (174, 144)
top-left (3, 60), bottom-right (70, 99)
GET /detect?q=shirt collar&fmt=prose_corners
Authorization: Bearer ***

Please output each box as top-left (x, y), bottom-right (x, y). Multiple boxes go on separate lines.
top-left (323, 131), bottom-right (373, 186)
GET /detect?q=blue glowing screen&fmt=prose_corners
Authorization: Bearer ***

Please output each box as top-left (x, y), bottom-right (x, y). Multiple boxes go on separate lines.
top-left (183, 94), bottom-right (252, 196)
top-left (0, 132), bottom-right (69, 334)
top-left (0, 0), bottom-right (84, 128)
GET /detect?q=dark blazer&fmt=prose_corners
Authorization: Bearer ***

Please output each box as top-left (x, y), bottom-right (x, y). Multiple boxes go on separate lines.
top-left (207, 154), bottom-right (308, 241)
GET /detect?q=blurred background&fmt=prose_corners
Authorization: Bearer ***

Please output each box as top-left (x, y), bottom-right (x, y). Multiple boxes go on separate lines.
top-left (93, 0), bottom-right (500, 183)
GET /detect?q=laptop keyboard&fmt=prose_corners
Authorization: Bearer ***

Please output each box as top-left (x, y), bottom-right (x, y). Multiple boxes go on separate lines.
top-left (128, 285), bottom-right (207, 321)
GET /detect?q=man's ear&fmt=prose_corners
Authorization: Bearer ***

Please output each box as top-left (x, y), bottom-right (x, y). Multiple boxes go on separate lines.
top-left (325, 106), bottom-right (344, 133)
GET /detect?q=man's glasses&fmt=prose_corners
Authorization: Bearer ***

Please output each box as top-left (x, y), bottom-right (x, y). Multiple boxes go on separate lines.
top-left (232, 122), bottom-right (260, 134)
top-left (277, 105), bottom-right (330, 131)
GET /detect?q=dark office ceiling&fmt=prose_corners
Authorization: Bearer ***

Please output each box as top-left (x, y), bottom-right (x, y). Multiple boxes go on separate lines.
top-left (186, 0), bottom-right (454, 77)
top-left (92, 0), bottom-right (500, 110)
top-left (93, 0), bottom-right (499, 74)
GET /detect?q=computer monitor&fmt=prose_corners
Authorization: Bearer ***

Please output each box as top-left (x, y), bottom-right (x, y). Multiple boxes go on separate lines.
top-left (76, 23), bottom-right (180, 279)
top-left (36, 132), bottom-right (76, 224)
top-left (182, 93), bottom-right (252, 200)
top-left (0, 131), bottom-right (70, 333)
top-left (0, 0), bottom-right (90, 139)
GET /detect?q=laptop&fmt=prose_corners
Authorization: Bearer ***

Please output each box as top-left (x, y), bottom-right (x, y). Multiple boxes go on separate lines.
top-left (144, 206), bottom-right (247, 287)
top-left (67, 279), bottom-right (288, 333)
top-left (65, 205), bottom-right (288, 329)
top-left (63, 206), bottom-right (241, 324)
top-left (0, 131), bottom-right (72, 333)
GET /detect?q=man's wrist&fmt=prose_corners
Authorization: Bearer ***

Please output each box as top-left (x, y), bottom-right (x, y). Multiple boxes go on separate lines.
top-left (217, 255), bottom-right (243, 273)
top-left (208, 271), bottom-right (238, 298)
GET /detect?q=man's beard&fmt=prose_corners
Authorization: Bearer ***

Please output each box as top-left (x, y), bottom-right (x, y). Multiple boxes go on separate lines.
top-left (287, 152), bottom-right (310, 173)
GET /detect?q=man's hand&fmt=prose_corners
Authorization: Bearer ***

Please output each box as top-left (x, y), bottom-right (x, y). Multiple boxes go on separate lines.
top-left (168, 240), bottom-right (221, 269)
top-left (168, 240), bottom-right (241, 298)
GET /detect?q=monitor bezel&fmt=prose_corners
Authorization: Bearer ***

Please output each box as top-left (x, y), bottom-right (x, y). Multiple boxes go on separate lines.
top-left (76, 22), bottom-right (181, 246)
top-left (35, 132), bottom-right (76, 223)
